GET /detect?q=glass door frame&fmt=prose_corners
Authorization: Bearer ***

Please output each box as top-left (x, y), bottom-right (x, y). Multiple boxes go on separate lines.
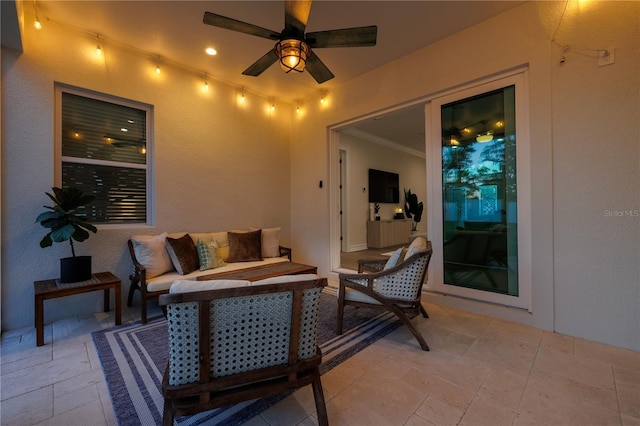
top-left (426, 70), bottom-right (532, 310)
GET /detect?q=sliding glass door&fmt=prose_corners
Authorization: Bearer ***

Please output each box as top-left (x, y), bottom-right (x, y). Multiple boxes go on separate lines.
top-left (427, 71), bottom-right (531, 309)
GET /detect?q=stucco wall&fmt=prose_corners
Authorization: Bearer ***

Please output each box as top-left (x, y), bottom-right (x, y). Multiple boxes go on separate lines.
top-left (550, 0), bottom-right (640, 350)
top-left (291, 1), bottom-right (639, 351)
top-left (1, 17), bottom-right (292, 330)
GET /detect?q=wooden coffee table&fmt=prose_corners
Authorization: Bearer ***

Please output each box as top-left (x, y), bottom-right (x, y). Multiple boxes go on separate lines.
top-left (34, 271), bottom-right (121, 346)
top-left (197, 262), bottom-right (317, 282)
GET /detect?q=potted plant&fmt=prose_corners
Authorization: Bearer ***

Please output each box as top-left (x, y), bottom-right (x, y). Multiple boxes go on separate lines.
top-left (374, 203), bottom-right (381, 221)
top-left (404, 188), bottom-right (423, 232)
top-left (36, 186), bottom-right (97, 283)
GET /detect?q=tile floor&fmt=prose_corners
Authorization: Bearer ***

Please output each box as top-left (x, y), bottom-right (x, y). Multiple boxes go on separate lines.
top-left (1, 290), bottom-right (638, 426)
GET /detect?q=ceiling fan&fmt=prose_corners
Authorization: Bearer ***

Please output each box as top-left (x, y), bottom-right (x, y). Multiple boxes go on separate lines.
top-left (203, 0), bottom-right (377, 84)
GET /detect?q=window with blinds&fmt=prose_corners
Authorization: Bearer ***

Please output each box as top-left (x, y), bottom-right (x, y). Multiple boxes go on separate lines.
top-left (57, 86), bottom-right (152, 224)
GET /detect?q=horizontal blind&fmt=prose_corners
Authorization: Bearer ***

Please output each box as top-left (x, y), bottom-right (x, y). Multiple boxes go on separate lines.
top-left (62, 92), bottom-right (146, 164)
top-left (62, 162), bottom-right (147, 223)
top-left (60, 89), bottom-right (149, 224)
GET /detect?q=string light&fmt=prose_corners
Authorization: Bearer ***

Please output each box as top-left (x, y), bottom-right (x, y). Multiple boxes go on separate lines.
top-left (319, 90), bottom-right (327, 105)
top-left (29, 10), bottom-right (302, 106)
top-left (96, 34), bottom-right (102, 56)
top-left (33, 2), bottom-right (42, 29)
top-left (203, 73), bottom-right (209, 91)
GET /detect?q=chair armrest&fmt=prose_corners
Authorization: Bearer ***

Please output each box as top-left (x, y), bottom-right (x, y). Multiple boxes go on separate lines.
top-left (357, 258), bottom-right (387, 273)
top-left (127, 240), bottom-right (147, 284)
top-left (340, 251), bottom-right (429, 284)
top-left (279, 246), bottom-right (292, 261)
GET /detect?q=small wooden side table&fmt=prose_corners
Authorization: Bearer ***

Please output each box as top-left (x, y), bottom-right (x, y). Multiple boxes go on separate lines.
top-left (34, 271), bottom-right (121, 346)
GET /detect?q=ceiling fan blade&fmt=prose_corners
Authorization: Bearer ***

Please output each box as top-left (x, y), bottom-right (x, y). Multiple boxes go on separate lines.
top-left (284, 0), bottom-right (312, 36)
top-left (305, 52), bottom-right (335, 84)
top-left (242, 49), bottom-right (279, 76)
top-left (306, 25), bottom-right (377, 48)
top-left (203, 12), bottom-right (280, 40)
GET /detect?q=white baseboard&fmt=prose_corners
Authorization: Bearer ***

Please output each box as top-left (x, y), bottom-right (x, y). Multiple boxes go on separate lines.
top-left (345, 243), bottom-right (368, 252)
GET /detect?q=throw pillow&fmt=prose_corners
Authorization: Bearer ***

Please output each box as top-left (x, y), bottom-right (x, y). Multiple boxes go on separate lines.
top-left (250, 226), bottom-right (281, 258)
top-left (196, 238), bottom-right (225, 271)
top-left (131, 232), bottom-right (174, 279)
top-left (383, 247), bottom-right (405, 270)
top-left (165, 234), bottom-right (199, 275)
top-left (405, 236), bottom-right (428, 259)
top-left (227, 229), bottom-right (263, 262)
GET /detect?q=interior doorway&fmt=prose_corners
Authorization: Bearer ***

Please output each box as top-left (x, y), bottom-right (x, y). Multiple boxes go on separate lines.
top-left (339, 149), bottom-right (347, 252)
top-left (329, 102), bottom-right (427, 274)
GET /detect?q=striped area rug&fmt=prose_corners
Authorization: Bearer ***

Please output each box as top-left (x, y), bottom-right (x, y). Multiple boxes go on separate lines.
top-left (93, 290), bottom-right (401, 426)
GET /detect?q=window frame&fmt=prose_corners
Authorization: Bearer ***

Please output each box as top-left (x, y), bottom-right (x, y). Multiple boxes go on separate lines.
top-left (54, 83), bottom-right (154, 227)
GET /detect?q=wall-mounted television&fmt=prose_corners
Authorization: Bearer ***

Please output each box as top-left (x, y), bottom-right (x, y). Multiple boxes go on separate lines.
top-left (368, 168), bottom-right (400, 203)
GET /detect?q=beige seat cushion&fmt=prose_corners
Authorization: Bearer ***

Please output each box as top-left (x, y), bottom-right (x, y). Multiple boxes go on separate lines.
top-left (169, 279), bottom-right (251, 294)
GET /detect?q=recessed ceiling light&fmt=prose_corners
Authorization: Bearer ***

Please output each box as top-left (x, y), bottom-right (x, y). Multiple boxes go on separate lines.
top-left (205, 47), bottom-right (217, 56)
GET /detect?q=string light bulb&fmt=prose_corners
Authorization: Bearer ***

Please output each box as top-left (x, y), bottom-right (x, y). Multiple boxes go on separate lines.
top-left (96, 35), bottom-right (102, 56)
top-left (319, 89), bottom-right (327, 105)
top-left (155, 64), bottom-right (161, 74)
top-left (201, 73), bottom-right (209, 91)
top-left (33, 2), bottom-right (42, 29)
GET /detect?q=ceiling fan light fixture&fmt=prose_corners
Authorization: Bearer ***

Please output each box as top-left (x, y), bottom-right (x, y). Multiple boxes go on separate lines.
top-left (476, 132), bottom-right (494, 143)
top-left (276, 39), bottom-right (310, 73)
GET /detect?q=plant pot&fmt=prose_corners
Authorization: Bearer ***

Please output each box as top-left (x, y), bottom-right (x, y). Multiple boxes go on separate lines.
top-left (60, 256), bottom-right (92, 283)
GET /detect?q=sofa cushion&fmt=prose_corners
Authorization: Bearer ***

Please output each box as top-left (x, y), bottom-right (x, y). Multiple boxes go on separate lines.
top-left (131, 232), bottom-right (174, 279)
top-left (196, 239), bottom-right (225, 271)
top-left (227, 230), bottom-right (263, 262)
top-left (170, 279), bottom-right (251, 294)
top-left (252, 273), bottom-right (319, 286)
top-left (250, 227), bottom-right (281, 258)
top-left (145, 256), bottom-right (290, 293)
top-left (166, 234), bottom-right (199, 275)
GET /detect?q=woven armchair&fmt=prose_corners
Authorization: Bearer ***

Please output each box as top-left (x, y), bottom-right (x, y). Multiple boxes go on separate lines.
top-left (159, 278), bottom-right (329, 426)
top-left (337, 240), bottom-right (433, 351)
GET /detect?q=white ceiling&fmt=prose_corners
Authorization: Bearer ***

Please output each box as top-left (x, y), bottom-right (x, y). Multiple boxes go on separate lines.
top-left (27, 0), bottom-right (524, 150)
